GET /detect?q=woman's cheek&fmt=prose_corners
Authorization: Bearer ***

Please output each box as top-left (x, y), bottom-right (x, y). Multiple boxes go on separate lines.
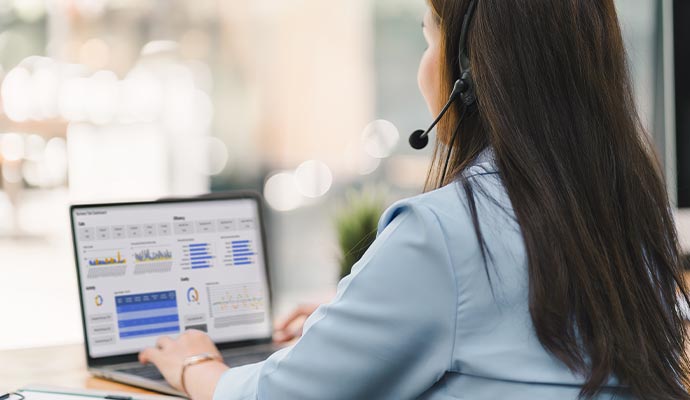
top-left (418, 47), bottom-right (441, 115)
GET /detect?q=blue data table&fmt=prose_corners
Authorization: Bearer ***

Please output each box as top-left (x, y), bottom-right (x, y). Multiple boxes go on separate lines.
top-left (115, 290), bottom-right (180, 339)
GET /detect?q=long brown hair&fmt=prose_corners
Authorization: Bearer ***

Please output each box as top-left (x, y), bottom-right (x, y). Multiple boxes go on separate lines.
top-left (426, 0), bottom-right (690, 398)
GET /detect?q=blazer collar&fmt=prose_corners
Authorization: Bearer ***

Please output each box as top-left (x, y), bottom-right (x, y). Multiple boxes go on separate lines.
top-left (471, 147), bottom-right (498, 174)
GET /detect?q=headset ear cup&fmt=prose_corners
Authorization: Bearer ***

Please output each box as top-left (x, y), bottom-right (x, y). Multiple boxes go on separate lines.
top-left (460, 70), bottom-right (477, 108)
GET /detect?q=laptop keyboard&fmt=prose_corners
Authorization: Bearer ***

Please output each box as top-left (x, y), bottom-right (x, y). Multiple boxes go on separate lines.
top-left (117, 364), bottom-right (165, 381)
top-left (115, 349), bottom-right (275, 382)
top-left (225, 349), bottom-right (275, 366)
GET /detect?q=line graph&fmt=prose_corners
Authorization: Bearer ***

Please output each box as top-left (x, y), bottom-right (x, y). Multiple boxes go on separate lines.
top-left (207, 283), bottom-right (265, 318)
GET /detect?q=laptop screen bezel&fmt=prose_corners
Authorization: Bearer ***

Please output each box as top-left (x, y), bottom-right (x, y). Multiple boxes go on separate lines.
top-left (70, 191), bottom-right (275, 367)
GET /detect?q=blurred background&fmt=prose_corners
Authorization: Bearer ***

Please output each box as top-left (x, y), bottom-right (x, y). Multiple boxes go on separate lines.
top-left (0, 0), bottom-right (664, 350)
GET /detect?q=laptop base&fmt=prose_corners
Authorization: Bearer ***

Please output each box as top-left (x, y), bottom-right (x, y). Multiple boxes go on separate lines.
top-left (92, 343), bottom-right (280, 397)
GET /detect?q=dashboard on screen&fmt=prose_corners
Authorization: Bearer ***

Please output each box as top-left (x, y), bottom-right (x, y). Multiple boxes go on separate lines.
top-left (71, 198), bottom-right (272, 358)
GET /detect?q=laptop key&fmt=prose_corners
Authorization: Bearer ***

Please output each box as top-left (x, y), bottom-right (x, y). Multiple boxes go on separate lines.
top-left (224, 350), bottom-right (275, 367)
top-left (117, 365), bottom-right (165, 381)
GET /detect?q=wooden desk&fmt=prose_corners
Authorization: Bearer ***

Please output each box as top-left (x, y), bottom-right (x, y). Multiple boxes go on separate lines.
top-left (0, 344), bottom-right (155, 394)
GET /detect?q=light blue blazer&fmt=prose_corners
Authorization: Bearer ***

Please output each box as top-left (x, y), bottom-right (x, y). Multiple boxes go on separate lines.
top-left (214, 151), bottom-right (630, 399)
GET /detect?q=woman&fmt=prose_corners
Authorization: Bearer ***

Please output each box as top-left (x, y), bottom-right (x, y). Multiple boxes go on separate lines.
top-left (139, 0), bottom-right (690, 399)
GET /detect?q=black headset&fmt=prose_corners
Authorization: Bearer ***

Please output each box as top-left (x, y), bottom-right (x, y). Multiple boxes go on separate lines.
top-left (408, 0), bottom-right (479, 151)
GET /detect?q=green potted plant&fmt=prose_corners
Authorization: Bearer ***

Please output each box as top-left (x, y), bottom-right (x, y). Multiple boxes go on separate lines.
top-left (335, 187), bottom-right (387, 279)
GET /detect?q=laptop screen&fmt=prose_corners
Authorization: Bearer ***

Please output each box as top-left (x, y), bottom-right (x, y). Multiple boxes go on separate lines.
top-left (71, 196), bottom-right (272, 358)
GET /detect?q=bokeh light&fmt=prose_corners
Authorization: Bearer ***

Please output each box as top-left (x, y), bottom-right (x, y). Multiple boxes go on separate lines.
top-left (264, 172), bottom-right (302, 212)
top-left (58, 76), bottom-right (90, 122)
top-left (361, 119), bottom-right (400, 159)
top-left (1, 55), bottom-right (215, 127)
top-left (30, 59), bottom-right (60, 119)
top-left (12, 0), bottom-right (45, 22)
top-left (21, 160), bottom-right (42, 186)
top-left (87, 70), bottom-right (119, 124)
top-left (74, 0), bottom-right (108, 18)
top-left (42, 137), bottom-right (68, 186)
top-left (2, 160), bottom-right (22, 183)
top-left (141, 40), bottom-right (179, 57)
top-left (1, 133), bottom-right (25, 161)
top-left (120, 65), bottom-right (163, 123)
top-left (203, 136), bottom-right (229, 176)
top-left (24, 134), bottom-right (46, 162)
top-left (358, 156), bottom-right (381, 176)
top-left (344, 139), bottom-right (381, 176)
top-left (1, 67), bottom-right (32, 122)
top-left (294, 160), bottom-right (333, 198)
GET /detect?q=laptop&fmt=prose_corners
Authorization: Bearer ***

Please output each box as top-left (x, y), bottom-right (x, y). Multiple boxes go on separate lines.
top-left (70, 192), bottom-right (280, 396)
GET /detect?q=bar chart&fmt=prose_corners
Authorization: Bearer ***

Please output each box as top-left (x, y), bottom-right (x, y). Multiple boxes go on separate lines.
top-left (85, 250), bottom-right (128, 278)
top-left (87, 251), bottom-right (126, 266)
top-left (182, 242), bottom-right (215, 269)
top-left (222, 239), bottom-right (256, 267)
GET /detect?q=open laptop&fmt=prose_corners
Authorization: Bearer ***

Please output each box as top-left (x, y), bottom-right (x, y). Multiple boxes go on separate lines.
top-left (70, 192), bottom-right (280, 396)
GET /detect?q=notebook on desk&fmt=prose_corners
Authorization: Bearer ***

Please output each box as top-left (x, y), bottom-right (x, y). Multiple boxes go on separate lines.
top-left (17, 385), bottom-right (178, 400)
top-left (69, 192), bottom-right (282, 396)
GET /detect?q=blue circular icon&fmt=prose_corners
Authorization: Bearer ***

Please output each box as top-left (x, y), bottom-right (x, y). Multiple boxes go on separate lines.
top-left (187, 287), bottom-right (199, 303)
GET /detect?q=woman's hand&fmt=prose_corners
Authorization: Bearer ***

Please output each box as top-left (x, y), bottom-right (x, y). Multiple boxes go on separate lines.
top-left (139, 330), bottom-right (228, 398)
top-left (273, 303), bottom-right (320, 343)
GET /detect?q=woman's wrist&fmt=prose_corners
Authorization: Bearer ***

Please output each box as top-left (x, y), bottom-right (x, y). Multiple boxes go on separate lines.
top-left (180, 353), bottom-right (223, 394)
top-left (183, 360), bottom-right (230, 400)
